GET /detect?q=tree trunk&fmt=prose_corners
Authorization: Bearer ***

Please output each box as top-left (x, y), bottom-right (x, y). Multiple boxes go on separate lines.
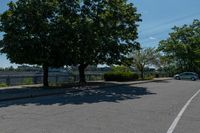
top-left (140, 69), bottom-right (144, 80)
top-left (43, 65), bottom-right (49, 87)
top-left (78, 64), bottom-right (87, 84)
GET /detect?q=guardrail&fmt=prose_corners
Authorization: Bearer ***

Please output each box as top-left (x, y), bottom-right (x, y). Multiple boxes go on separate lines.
top-left (0, 74), bottom-right (104, 86)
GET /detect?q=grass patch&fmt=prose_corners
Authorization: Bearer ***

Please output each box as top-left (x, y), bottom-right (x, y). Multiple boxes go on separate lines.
top-left (0, 83), bottom-right (8, 88)
top-left (139, 75), bottom-right (155, 80)
top-left (22, 77), bottom-right (33, 85)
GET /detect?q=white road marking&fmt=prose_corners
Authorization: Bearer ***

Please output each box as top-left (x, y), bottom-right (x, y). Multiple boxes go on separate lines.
top-left (167, 88), bottom-right (200, 133)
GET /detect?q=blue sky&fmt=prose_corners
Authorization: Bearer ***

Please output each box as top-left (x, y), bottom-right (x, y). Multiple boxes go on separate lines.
top-left (132, 0), bottom-right (200, 47)
top-left (0, 0), bottom-right (200, 68)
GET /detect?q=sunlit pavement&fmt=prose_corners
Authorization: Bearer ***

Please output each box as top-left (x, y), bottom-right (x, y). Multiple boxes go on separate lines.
top-left (0, 80), bottom-right (200, 133)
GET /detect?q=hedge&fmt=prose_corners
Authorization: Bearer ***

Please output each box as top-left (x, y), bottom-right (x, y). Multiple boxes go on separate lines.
top-left (104, 72), bottom-right (139, 81)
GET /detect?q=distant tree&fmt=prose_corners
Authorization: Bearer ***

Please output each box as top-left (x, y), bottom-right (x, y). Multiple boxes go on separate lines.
top-left (66, 0), bottom-right (141, 83)
top-left (131, 48), bottom-right (160, 79)
top-left (17, 65), bottom-right (42, 72)
top-left (4, 66), bottom-right (15, 71)
top-left (158, 19), bottom-right (200, 73)
top-left (0, 67), bottom-right (4, 71)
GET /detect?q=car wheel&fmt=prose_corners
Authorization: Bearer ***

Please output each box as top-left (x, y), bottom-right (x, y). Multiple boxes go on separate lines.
top-left (191, 77), bottom-right (196, 81)
top-left (176, 76), bottom-right (180, 80)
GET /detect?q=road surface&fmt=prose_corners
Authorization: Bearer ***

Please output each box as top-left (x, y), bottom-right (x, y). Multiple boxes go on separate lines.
top-left (0, 80), bottom-right (199, 133)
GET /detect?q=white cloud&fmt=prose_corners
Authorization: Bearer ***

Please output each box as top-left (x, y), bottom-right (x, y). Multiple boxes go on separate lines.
top-left (149, 37), bottom-right (156, 40)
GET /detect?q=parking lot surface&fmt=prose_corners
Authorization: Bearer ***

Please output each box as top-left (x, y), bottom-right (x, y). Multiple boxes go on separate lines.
top-left (0, 80), bottom-right (200, 133)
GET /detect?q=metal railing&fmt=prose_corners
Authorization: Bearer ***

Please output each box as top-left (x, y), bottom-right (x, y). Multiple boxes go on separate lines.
top-left (0, 74), bottom-right (104, 86)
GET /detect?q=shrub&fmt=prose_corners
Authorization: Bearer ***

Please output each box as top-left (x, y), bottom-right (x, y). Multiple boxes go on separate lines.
top-left (0, 83), bottom-right (8, 88)
top-left (104, 72), bottom-right (139, 81)
top-left (111, 66), bottom-right (132, 73)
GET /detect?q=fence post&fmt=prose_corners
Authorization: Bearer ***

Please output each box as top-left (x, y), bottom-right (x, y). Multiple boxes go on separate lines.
top-left (73, 75), bottom-right (76, 82)
top-left (6, 76), bottom-right (10, 86)
top-left (87, 75), bottom-right (90, 81)
top-left (55, 75), bottom-right (58, 84)
top-left (33, 76), bottom-right (37, 84)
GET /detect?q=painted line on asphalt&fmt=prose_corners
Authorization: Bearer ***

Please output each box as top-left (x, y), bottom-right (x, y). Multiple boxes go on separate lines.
top-left (167, 88), bottom-right (200, 133)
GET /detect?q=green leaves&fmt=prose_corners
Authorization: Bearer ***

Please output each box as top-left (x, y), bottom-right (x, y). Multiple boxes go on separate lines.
top-left (0, 0), bottom-right (141, 83)
top-left (0, 0), bottom-right (73, 66)
top-left (158, 19), bottom-right (200, 72)
top-left (68, 0), bottom-right (141, 66)
top-left (131, 48), bottom-right (160, 79)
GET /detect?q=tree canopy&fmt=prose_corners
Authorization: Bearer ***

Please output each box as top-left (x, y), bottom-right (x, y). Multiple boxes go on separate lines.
top-left (69, 0), bottom-right (141, 82)
top-left (131, 48), bottom-right (160, 79)
top-left (0, 0), bottom-right (79, 86)
top-left (0, 0), bottom-right (141, 84)
top-left (158, 19), bottom-right (200, 73)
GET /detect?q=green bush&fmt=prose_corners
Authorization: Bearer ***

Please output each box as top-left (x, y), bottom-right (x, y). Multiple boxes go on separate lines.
top-left (0, 83), bottom-right (8, 88)
top-left (111, 66), bottom-right (132, 73)
top-left (104, 72), bottom-right (139, 81)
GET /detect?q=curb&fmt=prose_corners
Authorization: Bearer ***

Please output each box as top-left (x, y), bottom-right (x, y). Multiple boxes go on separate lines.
top-left (0, 78), bottom-right (171, 102)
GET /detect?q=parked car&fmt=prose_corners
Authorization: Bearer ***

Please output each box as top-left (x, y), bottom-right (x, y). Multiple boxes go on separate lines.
top-left (174, 72), bottom-right (199, 81)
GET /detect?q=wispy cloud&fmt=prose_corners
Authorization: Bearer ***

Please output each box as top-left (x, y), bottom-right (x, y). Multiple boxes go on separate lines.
top-left (149, 37), bottom-right (156, 40)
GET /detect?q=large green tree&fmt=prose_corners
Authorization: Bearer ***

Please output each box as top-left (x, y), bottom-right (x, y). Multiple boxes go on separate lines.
top-left (158, 19), bottom-right (200, 73)
top-left (0, 0), bottom-right (77, 86)
top-left (1, 0), bottom-right (141, 85)
top-left (68, 0), bottom-right (141, 83)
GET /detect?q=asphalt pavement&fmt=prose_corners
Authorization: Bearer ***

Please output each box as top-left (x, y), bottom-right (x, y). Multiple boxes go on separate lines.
top-left (0, 78), bottom-right (170, 101)
top-left (0, 79), bottom-right (200, 133)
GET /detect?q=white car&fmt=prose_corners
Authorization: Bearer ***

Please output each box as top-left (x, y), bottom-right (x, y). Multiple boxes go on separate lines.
top-left (174, 72), bottom-right (199, 81)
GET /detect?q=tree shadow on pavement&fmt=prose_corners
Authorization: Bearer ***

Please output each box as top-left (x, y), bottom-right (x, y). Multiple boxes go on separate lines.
top-left (0, 84), bottom-right (156, 108)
